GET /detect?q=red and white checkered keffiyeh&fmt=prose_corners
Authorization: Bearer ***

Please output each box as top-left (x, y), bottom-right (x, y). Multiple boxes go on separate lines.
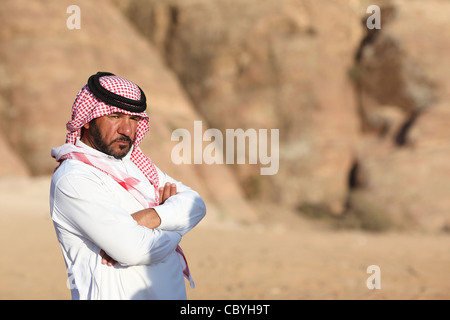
top-left (51, 74), bottom-right (194, 288)
top-left (59, 75), bottom-right (160, 203)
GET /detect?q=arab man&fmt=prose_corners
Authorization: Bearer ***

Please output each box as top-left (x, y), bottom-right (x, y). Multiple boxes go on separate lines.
top-left (50, 72), bottom-right (206, 300)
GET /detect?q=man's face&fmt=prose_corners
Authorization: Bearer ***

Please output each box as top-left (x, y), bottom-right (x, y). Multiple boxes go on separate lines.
top-left (82, 112), bottom-right (141, 159)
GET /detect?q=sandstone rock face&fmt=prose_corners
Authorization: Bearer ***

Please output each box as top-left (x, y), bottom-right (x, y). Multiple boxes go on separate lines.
top-left (1, 0), bottom-right (449, 231)
top-left (119, 0), bottom-right (364, 213)
top-left (351, 0), bottom-right (450, 231)
top-left (0, 133), bottom-right (30, 177)
top-left (117, 0), bottom-right (450, 231)
top-left (0, 0), bottom-right (256, 224)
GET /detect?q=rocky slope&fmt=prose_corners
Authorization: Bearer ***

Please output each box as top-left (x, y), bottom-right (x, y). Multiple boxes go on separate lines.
top-left (0, 0), bottom-right (255, 224)
top-left (1, 0), bottom-right (449, 231)
top-left (115, 0), bottom-right (450, 232)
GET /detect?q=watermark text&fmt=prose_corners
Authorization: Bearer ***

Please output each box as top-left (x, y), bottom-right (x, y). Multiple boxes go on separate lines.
top-left (66, 5), bottom-right (81, 30)
top-left (366, 5), bottom-right (381, 29)
top-left (171, 121), bottom-right (279, 175)
top-left (366, 265), bottom-right (381, 289)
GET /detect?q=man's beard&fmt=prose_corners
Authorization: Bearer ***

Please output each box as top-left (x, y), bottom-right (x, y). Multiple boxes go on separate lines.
top-left (90, 120), bottom-right (133, 159)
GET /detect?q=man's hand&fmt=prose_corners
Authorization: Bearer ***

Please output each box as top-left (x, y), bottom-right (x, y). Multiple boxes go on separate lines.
top-left (100, 182), bottom-right (178, 267)
top-left (131, 182), bottom-right (177, 229)
top-left (159, 182), bottom-right (177, 204)
top-left (100, 249), bottom-right (117, 267)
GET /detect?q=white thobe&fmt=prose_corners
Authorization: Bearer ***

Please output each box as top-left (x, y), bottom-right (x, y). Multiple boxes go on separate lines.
top-left (49, 139), bottom-right (206, 300)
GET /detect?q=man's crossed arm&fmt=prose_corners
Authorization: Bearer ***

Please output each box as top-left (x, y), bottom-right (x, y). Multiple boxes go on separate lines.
top-left (100, 182), bottom-right (178, 266)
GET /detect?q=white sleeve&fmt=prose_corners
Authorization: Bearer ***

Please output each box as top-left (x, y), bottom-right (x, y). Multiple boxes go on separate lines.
top-left (51, 173), bottom-right (181, 267)
top-left (153, 166), bottom-right (206, 236)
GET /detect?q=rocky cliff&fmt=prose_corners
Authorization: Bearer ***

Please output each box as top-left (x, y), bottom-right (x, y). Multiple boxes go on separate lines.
top-left (0, 0), bottom-right (255, 225)
top-left (116, 0), bottom-right (450, 232)
top-left (1, 0), bottom-right (449, 232)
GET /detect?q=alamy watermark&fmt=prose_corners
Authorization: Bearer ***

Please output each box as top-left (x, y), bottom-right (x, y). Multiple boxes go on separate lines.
top-left (366, 5), bottom-right (381, 29)
top-left (66, 4), bottom-right (381, 30)
top-left (66, 4), bottom-right (381, 31)
top-left (366, 265), bottom-right (381, 289)
top-left (171, 121), bottom-right (279, 175)
top-left (66, 5), bottom-right (81, 30)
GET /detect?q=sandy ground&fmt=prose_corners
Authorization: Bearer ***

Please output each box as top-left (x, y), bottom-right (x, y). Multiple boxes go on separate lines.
top-left (0, 176), bottom-right (449, 300)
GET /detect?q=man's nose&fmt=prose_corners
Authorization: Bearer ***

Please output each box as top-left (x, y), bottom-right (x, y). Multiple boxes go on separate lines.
top-left (118, 118), bottom-right (132, 136)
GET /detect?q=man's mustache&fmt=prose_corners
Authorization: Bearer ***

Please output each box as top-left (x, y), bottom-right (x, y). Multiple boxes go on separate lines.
top-left (110, 135), bottom-right (133, 145)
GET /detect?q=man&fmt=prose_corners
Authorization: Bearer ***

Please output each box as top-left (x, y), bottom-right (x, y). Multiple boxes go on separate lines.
top-left (49, 72), bottom-right (206, 300)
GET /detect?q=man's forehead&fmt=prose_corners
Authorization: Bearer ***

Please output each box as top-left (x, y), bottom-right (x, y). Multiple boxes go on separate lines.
top-left (109, 111), bottom-right (138, 116)
top-left (113, 112), bottom-right (142, 119)
top-left (91, 111), bottom-right (146, 123)
top-left (105, 109), bottom-right (147, 118)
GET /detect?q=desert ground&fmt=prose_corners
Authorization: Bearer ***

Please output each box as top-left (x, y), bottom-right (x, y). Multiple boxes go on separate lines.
top-left (0, 176), bottom-right (449, 300)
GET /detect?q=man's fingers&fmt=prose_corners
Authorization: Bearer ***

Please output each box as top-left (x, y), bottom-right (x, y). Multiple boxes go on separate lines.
top-left (100, 249), bottom-right (107, 261)
top-left (162, 182), bottom-right (171, 202)
top-left (170, 183), bottom-right (177, 197)
top-left (159, 182), bottom-right (177, 204)
top-left (159, 187), bottom-right (164, 204)
top-left (100, 249), bottom-right (117, 267)
top-left (100, 250), bottom-right (109, 265)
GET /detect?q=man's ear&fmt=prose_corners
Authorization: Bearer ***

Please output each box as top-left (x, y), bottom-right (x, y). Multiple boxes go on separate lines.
top-left (80, 122), bottom-right (90, 140)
